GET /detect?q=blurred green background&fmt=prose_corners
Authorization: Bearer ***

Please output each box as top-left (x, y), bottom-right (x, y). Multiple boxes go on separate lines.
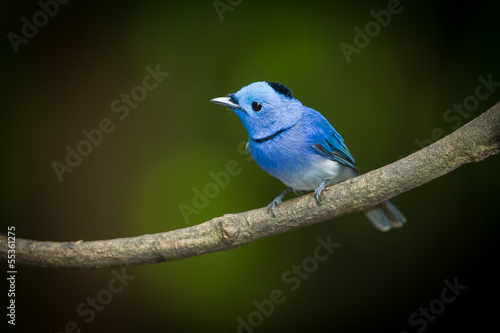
top-left (1, 0), bottom-right (499, 332)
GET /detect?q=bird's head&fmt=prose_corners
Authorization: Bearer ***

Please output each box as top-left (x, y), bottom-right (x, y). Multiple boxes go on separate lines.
top-left (210, 81), bottom-right (303, 141)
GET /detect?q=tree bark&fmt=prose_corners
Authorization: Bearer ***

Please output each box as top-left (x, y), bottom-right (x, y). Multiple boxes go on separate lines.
top-left (1, 102), bottom-right (499, 269)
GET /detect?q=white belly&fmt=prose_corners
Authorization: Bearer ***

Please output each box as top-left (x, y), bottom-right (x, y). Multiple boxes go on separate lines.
top-left (280, 155), bottom-right (357, 191)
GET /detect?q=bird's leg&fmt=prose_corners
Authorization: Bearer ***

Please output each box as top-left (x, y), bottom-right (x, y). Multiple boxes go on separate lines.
top-left (267, 187), bottom-right (293, 216)
top-left (314, 179), bottom-right (331, 204)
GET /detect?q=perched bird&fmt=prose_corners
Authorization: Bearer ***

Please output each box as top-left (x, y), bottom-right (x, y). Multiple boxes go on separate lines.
top-left (210, 81), bottom-right (406, 231)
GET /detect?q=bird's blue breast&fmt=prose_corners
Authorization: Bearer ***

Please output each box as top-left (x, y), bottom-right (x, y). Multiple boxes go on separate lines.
top-left (247, 107), bottom-right (355, 190)
top-left (249, 125), bottom-right (310, 180)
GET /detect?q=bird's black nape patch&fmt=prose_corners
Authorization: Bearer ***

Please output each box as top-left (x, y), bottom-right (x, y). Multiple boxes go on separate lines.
top-left (266, 82), bottom-right (294, 99)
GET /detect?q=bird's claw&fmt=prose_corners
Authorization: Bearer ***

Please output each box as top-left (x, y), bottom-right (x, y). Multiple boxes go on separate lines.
top-left (267, 198), bottom-right (282, 217)
top-left (314, 188), bottom-right (324, 204)
top-left (314, 180), bottom-right (328, 204)
top-left (267, 187), bottom-right (292, 217)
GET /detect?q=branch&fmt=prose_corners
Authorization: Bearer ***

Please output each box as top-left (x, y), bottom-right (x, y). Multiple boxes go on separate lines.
top-left (2, 102), bottom-right (499, 269)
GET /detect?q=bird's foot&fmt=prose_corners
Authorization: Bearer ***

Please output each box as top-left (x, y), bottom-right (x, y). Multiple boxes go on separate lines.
top-left (267, 198), bottom-right (282, 217)
top-left (314, 180), bottom-right (328, 204)
top-left (267, 187), bottom-right (293, 217)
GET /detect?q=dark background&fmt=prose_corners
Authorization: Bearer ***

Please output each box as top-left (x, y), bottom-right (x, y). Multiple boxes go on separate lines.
top-left (1, 0), bottom-right (499, 332)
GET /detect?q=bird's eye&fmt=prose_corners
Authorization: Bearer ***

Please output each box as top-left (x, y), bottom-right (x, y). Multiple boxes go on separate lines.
top-left (252, 102), bottom-right (262, 112)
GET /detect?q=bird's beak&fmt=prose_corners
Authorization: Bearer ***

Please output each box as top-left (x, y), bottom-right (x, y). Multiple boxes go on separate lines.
top-left (210, 97), bottom-right (242, 109)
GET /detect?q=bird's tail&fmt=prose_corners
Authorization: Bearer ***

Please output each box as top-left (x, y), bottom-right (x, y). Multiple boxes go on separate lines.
top-left (362, 200), bottom-right (406, 231)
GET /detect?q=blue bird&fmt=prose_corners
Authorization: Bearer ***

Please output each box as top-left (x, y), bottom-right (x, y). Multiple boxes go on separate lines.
top-left (210, 81), bottom-right (406, 231)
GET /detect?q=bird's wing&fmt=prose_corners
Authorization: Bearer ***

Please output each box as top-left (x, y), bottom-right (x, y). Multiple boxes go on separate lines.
top-left (310, 114), bottom-right (357, 171)
top-left (312, 141), bottom-right (357, 170)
